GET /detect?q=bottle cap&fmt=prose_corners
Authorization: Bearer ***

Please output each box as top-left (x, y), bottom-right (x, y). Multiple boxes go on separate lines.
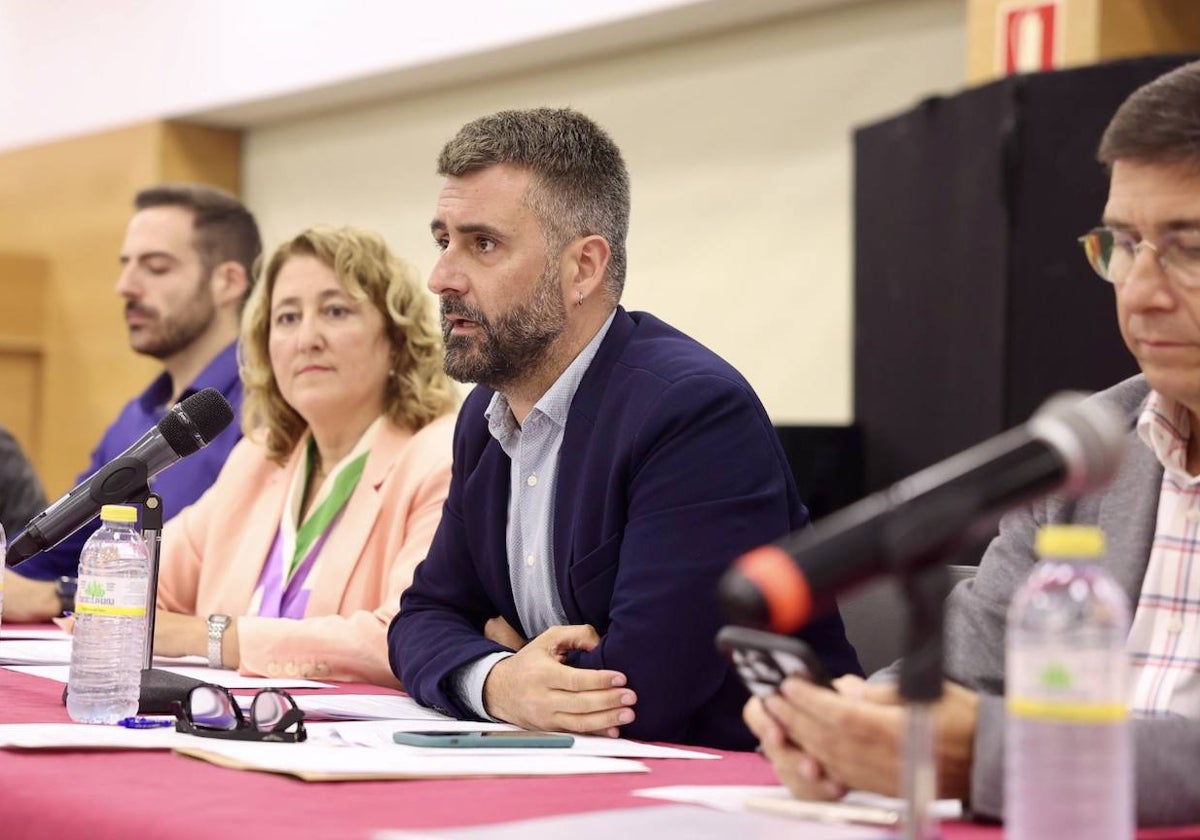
top-left (99, 504), bottom-right (138, 524)
top-left (1034, 524), bottom-right (1104, 558)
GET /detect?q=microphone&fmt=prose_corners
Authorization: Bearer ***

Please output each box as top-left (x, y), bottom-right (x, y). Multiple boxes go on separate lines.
top-left (7, 387), bottom-right (234, 566)
top-left (719, 392), bottom-right (1128, 634)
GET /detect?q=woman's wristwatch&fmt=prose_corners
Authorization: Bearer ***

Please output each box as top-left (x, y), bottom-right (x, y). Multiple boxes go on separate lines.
top-left (206, 614), bottom-right (231, 669)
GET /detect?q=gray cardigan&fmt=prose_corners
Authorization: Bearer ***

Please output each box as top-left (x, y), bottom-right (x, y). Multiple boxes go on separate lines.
top-left (941, 374), bottom-right (1200, 825)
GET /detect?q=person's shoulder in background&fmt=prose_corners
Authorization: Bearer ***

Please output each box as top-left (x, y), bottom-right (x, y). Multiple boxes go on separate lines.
top-left (0, 425), bottom-right (47, 536)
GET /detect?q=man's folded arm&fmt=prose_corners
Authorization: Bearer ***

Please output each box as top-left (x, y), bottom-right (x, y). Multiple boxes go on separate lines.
top-left (389, 506), bottom-right (509, 718)
top-left (565, 376), bottom-right (858, 742)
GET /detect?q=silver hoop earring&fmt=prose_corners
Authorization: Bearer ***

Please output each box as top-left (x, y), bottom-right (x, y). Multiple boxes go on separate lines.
top-left (577, 291), bottom-right (585, 307)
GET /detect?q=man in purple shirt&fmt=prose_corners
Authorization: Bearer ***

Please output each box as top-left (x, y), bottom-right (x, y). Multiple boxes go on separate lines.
top-left (4, 184), bottom-right (261, 620)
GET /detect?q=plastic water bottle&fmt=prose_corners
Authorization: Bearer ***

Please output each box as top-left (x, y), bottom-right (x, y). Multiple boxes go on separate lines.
top-left (67, 504), bottom-right (149, 724)
top-left (1005, 524), bottom-right (1133, 839)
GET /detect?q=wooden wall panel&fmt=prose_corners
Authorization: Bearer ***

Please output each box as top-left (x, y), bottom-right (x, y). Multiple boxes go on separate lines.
top-left (1098, 1), bottom-right (1200, 59)
top-left (0, 122), bottom-right (240, 495)
top-left (0, 255), bottom-right (48, 455)
top-left (158, 124), bottom-right (241, 194)
top-left (968, 0), bottom-right (1200, 84)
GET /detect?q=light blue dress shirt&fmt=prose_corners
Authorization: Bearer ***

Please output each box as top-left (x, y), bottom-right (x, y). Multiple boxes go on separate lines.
top-left (452, 310), bottom-right (616, 718)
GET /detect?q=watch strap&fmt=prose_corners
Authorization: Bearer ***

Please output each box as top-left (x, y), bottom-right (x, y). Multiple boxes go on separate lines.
top-left (206, 614), bottom-right (231, 669)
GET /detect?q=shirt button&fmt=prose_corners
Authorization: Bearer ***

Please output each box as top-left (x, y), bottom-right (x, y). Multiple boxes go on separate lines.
top-left (526, 554), bottom-right (536, 567)
top-left (1169, 615), bottom-right (1185, 634)
top-left (1187, 508), bottom-right (1200, 523)
top-left (527, 475), bottom-right (538, 487)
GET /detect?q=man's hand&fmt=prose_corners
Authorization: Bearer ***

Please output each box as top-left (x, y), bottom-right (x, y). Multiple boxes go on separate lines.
top-left (482, 624), bottom-right (636, 737)
top-left (745, 694), bottom-right (847, 801)
top-left (483, 616), bottom-right (527, 651)
top-left (747, 675), bottom-right (978, 801)
top-left (3, 570), bottom-right (60, 622)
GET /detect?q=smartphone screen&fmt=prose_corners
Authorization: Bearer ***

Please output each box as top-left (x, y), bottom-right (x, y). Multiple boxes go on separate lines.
top-left (392, 730), bottom-right (575, 748)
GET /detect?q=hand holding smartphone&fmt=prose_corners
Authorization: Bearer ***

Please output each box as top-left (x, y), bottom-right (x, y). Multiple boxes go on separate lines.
top-left (716, 625), bottom-right (833, 698)
top-left (392, 730), bottom-right (575, 748)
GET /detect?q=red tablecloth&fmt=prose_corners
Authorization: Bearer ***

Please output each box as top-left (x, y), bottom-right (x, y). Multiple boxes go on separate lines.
top-left (1, 665), bottom-right (1197, 839)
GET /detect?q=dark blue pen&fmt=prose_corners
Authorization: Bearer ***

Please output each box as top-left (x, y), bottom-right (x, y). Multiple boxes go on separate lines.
top-left (117, 716), bottom-right (174, 729)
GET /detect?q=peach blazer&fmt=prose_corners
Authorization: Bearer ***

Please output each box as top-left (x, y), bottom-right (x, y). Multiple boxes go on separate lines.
top-left (156, 413), bottom-right (456, 687)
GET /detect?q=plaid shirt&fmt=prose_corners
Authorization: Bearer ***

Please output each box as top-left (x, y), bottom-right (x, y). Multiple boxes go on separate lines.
top-left (1129, 391), bottom-right (1200, 719)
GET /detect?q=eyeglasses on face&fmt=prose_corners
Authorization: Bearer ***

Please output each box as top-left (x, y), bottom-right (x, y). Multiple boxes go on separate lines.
top-left (1078, 226), bottom-right (1200, 289)
top-left (173, 684), bottom-right (307, 743)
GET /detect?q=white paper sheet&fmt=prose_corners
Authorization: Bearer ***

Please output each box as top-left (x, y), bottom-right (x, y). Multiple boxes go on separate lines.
top-left (174, 738), bottom-right (649, 780)
top-left (0, 626), bottom-right (72, 641)
top-left (0, 721), bottom-right (198, 751)
top-left (0, 640), bottom-right (209, 668)
top-left (373, 804), bottom-right (887, 840)
top-left (250, 693), bottom-right (469, 722)
top-left (325, 720), bottom-right (718, 760)
top-left (3, 664), bottom-right (333, 689)
top-left (0, 720), bottom-right (346, 751)
top-left (634, 785), bottom-right (962, 821)
top-left (0, 639), bottom-right (72, 664)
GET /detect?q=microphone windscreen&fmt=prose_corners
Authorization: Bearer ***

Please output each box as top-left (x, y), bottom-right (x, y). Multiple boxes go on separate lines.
top-left (1028, 393), bottom-right (1127, 497)
top-left (158, 388), bottom-right (235, 456)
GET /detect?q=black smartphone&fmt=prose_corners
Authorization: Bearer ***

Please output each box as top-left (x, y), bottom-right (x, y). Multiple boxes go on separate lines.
top-left (392, 730), bottom-right (575, 748)
top-left (716, 625), bottom-right (833, 697)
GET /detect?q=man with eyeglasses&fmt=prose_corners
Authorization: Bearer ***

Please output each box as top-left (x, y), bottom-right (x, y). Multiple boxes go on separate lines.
top-left (744, 60), bottom-right (1200, 826)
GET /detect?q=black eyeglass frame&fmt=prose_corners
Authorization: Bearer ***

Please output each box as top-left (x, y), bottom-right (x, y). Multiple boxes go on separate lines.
top-left (173, 684), bottom-right (307, 743)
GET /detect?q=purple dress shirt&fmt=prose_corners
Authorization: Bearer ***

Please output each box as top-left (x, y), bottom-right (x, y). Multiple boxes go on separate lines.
top-left (14, 342), bottom-right (243, 581)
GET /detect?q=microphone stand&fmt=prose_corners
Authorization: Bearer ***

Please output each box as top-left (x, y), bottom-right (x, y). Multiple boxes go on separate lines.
top-left (128, 487), bottom-right (207, 714)
top-left (883, 493), bottom-right (976, 840)
top-left (896, 562), bottom-right (951, 840)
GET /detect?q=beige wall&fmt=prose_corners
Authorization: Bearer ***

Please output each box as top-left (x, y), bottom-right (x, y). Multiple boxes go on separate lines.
top-left (243, 0), bottom-right (965, 423)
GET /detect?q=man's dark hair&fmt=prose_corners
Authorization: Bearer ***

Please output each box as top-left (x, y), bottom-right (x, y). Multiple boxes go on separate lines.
top-left (437, 108), bottom-right (631, 302)
top-left (1099, 60), bottom-right (1200, 168)
top-left (134, 183), bottom-right (262, 297)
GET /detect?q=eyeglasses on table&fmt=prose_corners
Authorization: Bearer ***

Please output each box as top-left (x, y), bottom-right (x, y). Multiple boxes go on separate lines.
top-left (173, 684), bottom-right (307, 743)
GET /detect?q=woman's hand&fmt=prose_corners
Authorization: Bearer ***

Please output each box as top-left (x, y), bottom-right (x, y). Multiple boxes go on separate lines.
top-left (152, 611), bottom-right (239, 668)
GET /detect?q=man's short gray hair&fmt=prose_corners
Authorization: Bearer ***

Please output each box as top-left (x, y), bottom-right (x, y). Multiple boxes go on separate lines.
top-left (437, 108), bottom-right (631, 301)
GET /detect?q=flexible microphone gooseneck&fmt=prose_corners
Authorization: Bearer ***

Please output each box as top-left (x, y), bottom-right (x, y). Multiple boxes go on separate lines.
top-left (7, 388), bottom-right (234, 566)
top-left (718, 392), bottom-right (1128, 634)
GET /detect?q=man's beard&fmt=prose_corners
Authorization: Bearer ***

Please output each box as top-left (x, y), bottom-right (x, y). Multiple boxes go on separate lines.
top-left (440, 262), bottom-right (566, 389)
top-left (126, 280), bottom-right (216, 361)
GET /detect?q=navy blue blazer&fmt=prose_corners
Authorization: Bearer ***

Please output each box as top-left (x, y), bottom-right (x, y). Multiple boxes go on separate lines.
top-left (389, 308), bottom-right (861, 750)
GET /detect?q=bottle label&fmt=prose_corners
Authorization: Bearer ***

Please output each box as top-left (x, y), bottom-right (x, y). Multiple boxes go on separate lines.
top-left (1008, 646), bottom-right (1128, 723)
top-left (74, 576), bottom-right (147, 617)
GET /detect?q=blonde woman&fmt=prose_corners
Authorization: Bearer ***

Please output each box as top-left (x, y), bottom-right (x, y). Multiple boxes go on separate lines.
top-left (153, 227), bottom-right (457, 686)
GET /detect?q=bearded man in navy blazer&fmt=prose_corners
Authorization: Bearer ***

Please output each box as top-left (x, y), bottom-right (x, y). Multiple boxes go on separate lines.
top-left (389, 107), bottom-right (861, 750)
